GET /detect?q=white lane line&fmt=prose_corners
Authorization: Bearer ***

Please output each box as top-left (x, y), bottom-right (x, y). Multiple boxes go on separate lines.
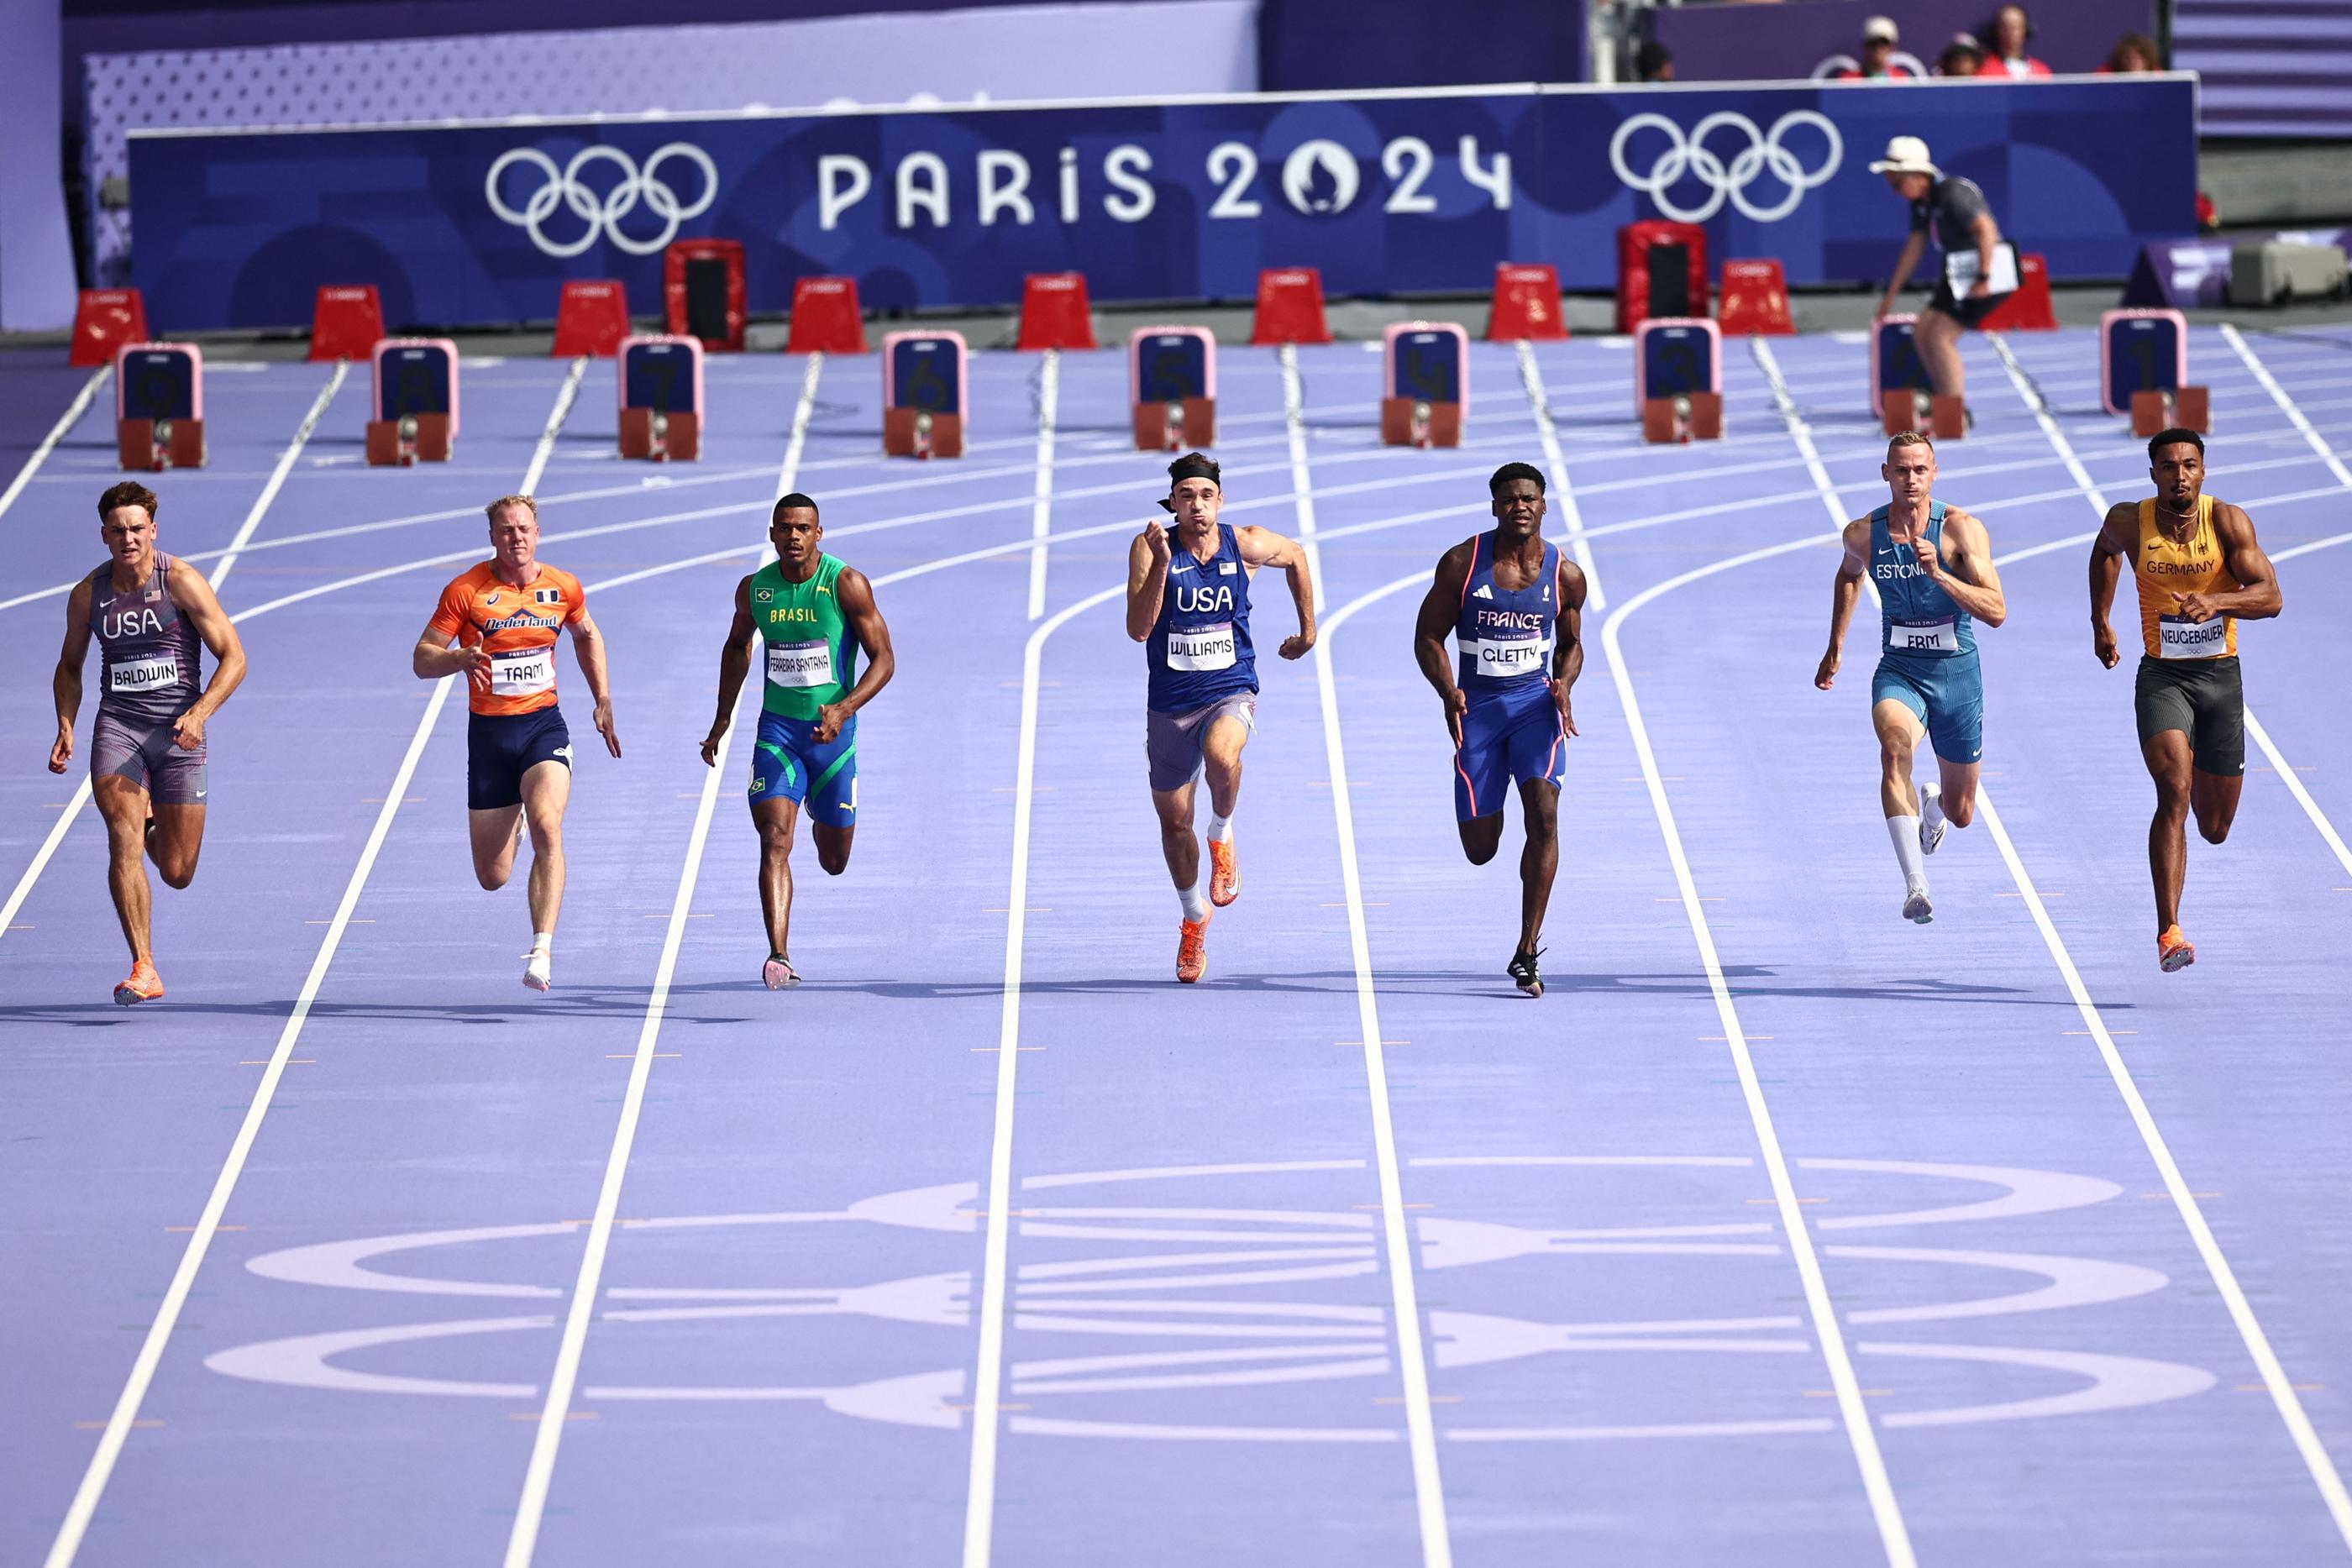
top-left (2222, 324), bottom-right (2352, 489)
top-left (1600, 539), bottom-right (1916, 1568)
top-left (504, 353), bottom-right (807, 1567)
top-left (3, 356), bottom-right (367, 953)
top-left (1516, 338), bottom-right (1606, 611)
top-left (1278, 344), bottom-right (1327, 611)
top-left (1989, 335), bottom-right (2114, 514)
top-left (962, 582), bottom-right (1121, 1568)
top-left (1027, 349), bottom-right (1060, 621)
top-left (1748, 338), bottom-right (1852, 528)
top-left (1318, 571), bottom-right (1454, 1568)
top-left (42, 364), bottom-right (583, 1568)
top-left (0, 366), bottom-right (112, 524)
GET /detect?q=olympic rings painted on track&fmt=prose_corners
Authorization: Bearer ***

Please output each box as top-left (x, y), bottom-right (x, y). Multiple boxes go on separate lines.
top-left (1608, 110), bottom-right (1844, 225)
top-left (485, 143), bottom-right (720, 259)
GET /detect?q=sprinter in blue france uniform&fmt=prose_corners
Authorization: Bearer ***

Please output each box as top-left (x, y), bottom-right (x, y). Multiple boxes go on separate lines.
top-left (1126, 452), bottom-right (1316, 984)
top-left (1413, 463), bottom-right (1588, 997)
top-left (1816, 432), bottom-right (2007, 925)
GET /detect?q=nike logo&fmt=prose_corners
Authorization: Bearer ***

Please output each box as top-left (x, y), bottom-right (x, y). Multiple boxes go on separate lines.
top-left (193, 790), bottom-right (207, 800)
top-left (1172, 564), bottom-right (1198, 576)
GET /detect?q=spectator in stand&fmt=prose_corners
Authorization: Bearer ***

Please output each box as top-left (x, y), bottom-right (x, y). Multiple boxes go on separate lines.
top-left (1977, 5), bottom-right (2051, 78)
top-left (1938, 33), bottom-right (1987, 77)
top-left (1634, 38), bottom-right (1675, 84)
top-left (2103, 33), bottom-right (2161, 73)
top-left (1835, 17), bottom-right (1921, 80)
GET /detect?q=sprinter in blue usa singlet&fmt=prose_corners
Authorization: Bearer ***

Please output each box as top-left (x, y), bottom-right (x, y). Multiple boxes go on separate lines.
top-left (1413, 462), bottom-right (1588, 997)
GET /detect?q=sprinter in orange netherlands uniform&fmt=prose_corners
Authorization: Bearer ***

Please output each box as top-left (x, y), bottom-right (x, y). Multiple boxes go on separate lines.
top-left (2089, 429), bottom-right (2282, 972)
top-left (412, 495), bottom-right (619, 991)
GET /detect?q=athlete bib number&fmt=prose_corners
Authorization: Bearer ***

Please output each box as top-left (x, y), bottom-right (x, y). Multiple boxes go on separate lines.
top-left (2157, 614), bottom-right (2229, 660)
top-left (1168, 622), bottom-right (1236, 672)
top-left (1887, 616), bottom-right (1960, 654)
top-left (490, 646), bottom-right (555, 696)
top-left (108, 654), bottom-right (181, 694)
top-left (767, 639), bottom-right (835, 688)
top-left (1469, 637), bottom-right (1547, 679)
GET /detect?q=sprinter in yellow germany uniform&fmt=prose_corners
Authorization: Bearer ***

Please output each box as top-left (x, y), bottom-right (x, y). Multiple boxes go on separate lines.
top-left (2089, 428), bottom-right (2282, 972)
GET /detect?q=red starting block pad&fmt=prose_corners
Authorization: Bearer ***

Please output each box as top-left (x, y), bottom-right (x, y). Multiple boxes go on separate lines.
top-left (882, 330), bottom-right (968, 459)
top-left (72, 289), bottom-right (149, 368)
top-left (617, 335), bottom-right (705, 461)
top-left (1487, 264), bottom-right (1567, 342)
top-left (1719, 259), bottom-right (1793, 336)
top-left (1250, 268), bottom-right (1331, 345)
top-left (312, 286), bottom-right (385, 363)
top-left (553, 280), bottom-right (630, 358)
top-left (113, 343), bottom-right (205, 470)
top-left (665, 239), bottom-right (746, 353)
top-left (366, 338), bottom-right (459, 465)
top-left (1130, 326), bottom-right (1215, 450)
top-left (786, 275), bottom-right (867, 355)
top-left (1982, 252), bottom-right (2057, 332)
top-left (1380, 322), bottom-right (1468, 448)
top-left (1018, 272), bottom-right (1097, 351)
top-left (1617, 220), bottom-right (1709, 334)
top-left (1634, 318), bottom-right (1723, 443)
top-left (2101, 308), bottom-right (2208, 433)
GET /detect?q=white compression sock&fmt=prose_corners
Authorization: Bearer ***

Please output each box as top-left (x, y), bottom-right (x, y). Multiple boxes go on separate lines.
top-left (1178, 882), bottom-right (1209, 922)
top-left (531, 931), bottom-right (553, 955)
top-left (1887, 816), bottom-right (1927, 887)
top-left (1921, 783), bottom-right (1947, 833)
top-left (1205, 808), bottom-right (1233, 844)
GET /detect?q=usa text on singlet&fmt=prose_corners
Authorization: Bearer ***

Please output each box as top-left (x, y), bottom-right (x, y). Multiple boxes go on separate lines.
top-left (1146, 523), bottom-right (1257, 713)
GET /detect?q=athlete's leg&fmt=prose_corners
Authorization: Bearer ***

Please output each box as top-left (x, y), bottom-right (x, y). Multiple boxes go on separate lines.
top-left (2190, 770), bottom-right (2242, 846)
top-left (813, 826), bottom-right (853, 877)
top-left (92, 773), bottom-right (155, 962)
top-left (468, 805), bottom-right (525, 891)
top-left (1515, 778), bottom-right (1560, 952)
top-left (1152, 778), bottom-right (1201, 891)
top-left (1873, 699), bottom-right (1926, 817)
top-left (2142, 730), bottom-right (2195, 932)
top-left (1916, 307), bottom-right (1966, 400)
top-left (518, 758), bottom-right (572, 938)
top-left (753, 794), bottom-right (802, 957)
top-left (1200, 715), bottom-right (1247, 821)
top-left (145, 804), bottom-right (206, 889)
top-left (1932, 759), bottom-right (1980, 827)
top-left (1458, 815), bottom-right (1505, 866)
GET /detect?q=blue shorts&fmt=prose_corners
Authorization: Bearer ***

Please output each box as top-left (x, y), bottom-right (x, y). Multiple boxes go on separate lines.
top-left (467, 706), bottom-right (570, 810)
top-left (1872, 653), bottom-right (1983, 764)
top-left (1453, 684), bottom-right (1567, 823)
top-left (748, 710), bottom-right (857, 827)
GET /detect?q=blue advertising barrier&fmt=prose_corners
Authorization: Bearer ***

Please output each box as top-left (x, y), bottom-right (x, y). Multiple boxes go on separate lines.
top-left (128, 76), bottom-right (2196, 332)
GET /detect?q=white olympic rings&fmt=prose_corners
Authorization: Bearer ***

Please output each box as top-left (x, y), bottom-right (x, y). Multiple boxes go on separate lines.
top-left (1608, 110), bottom-right (1844, 225)
top-left (484, 143), bottom-right (720, 259)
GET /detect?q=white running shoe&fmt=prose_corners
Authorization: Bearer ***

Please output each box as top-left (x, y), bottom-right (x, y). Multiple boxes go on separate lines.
top-left (1902, 879), bottom-right (1934, 925)
top-left (763, 953), bottom-right (800, 990)
top-left (522, 949), bottom-right (553, 992)
top-left (1919, 784), bottom-right (1947, 856)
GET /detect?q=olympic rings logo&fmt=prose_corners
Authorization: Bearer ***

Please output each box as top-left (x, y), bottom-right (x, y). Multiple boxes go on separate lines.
top-left (484, 143), bottom-right (719, 258)
top-left (1608, 110), bottom-right (1843, 225)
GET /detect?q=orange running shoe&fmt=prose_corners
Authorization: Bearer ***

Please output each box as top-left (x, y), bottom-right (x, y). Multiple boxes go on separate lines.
top-left (1176, 915), bottom-right (1210, 983)
top-left (1207, 837), bottom-right (1241, 908)
top-left (2158, 926), bottom-right (2196, 973)
top-left (113, 957), bottom-right (165, 1006)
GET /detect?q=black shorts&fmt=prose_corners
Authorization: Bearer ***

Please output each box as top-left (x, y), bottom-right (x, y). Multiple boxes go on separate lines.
top-left (467, 706), bottom-right (571, 810)
top-left (2134, 656), bottom-right (2244, 777)
top-left (1926, 283), bottom-right (2013, 330)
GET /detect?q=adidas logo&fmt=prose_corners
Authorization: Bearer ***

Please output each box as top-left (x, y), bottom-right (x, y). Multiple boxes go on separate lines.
top-left (1472, 584), bottom-right (1495, 600)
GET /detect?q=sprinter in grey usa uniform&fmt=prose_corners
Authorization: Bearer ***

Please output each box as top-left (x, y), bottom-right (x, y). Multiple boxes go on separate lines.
top-left (50, 481), bottom-right (247, 1004)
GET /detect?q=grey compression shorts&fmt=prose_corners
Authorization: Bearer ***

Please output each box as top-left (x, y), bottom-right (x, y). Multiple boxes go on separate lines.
top-left (91, 708), bottom-right (207, 805)
top-left (1145, 693), bottom-right (1257, 793)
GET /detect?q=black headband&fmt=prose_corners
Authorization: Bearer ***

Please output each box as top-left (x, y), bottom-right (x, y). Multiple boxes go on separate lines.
top-left (1159, 452), bottom-right (1222, 513)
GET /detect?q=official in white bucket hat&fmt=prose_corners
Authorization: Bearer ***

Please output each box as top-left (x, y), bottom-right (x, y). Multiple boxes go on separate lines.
top-left (1871, 135), bottom-right (2016, 410)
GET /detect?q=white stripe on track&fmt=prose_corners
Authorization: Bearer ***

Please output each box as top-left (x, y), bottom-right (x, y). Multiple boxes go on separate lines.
top-left (2222, 324), bottom-right (2352, 489)
top-left (0, 366), bottom-right (111, 524)
top-left (503, 352), bottom-right (807, 1567)
top-left (1278, 345), bottom-right (1327, 611)
top-left (1028, 349), bottom-right (1059, 621)
top-left (42, 359), bottom-right (584, 1568)
top-left (1516, 338), bottom-right (1606, 611)
top-left (962, 579), bottom-right (1124, 1568)
top-left (1748, 338), bottom-right (1851, 528)
top-left (211, 359), bottom-right (348, 592)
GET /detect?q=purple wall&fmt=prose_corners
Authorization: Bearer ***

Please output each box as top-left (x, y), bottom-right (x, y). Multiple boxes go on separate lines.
top-left (1651, 0), bottom-right (2155, 81)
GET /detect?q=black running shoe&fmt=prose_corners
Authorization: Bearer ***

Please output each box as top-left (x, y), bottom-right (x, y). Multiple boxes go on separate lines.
top-left (1507, 947), bottom-right (1545, 998)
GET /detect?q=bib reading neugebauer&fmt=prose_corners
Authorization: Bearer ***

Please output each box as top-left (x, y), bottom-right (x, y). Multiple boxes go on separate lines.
top-left (752, 554), bottom-right (853, 719)
top-left (2157, 614), bottom-right (2229, 661)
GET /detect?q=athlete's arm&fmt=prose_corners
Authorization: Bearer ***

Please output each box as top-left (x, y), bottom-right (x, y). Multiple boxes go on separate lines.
top-left (1414, 543), bottom-right (1474, 737)
top-left (2087, 502), bottom-right (2138, 669)
top-left (1814, 520), bottom-right (1871, 690)
top-left (2182, 502), bottom-right (2283, 623)
top-left (1237, 525), bottom-right (1315, 659)
top-left (1878, 232), bottom-right (1927, 318)
top-left (1551, 557), bottom-right (1588, 738)
top-left (1126, 523), bottom-right (1172, 642)
top-left (412, 581), bottom-right (490, 686)
top-left (813, 567), bottom-right (894, 745)
top-left (1965, 212), bottom-right (2002, 300)
top-left (165, 564), bottom-right (248, 753)
top-left (49, 579), bottom-right (93, 774)
top-left (701, 576), bottom-right (759, 767)
top-left (1917, 508), bottom-right (2005, 627)
top-left (567, 606), bottom-right (622, 759)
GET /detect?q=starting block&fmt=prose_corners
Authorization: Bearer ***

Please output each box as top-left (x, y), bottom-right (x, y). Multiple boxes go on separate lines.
top-left (1634, 317), bottom-right (1723, 442)
top-left (1380, 322), bottom-right (1468, 448)
top-left (366, 338), bottom-right (459, 465)
top-left (882, 331), bottom-right (967, 459)
top-left (1130, 327), bottom-right (1215, 450)
top-left (113, 343), bottom-right (205, 470)
top-left (1882, 386), bottom-right (1966, 440)
top-left (617, 335), bottom-right (705, 461)
top-left (1869, 314), bottom-right (1965, 438)
top-left (2101, 309), bottom-right (2208, 433)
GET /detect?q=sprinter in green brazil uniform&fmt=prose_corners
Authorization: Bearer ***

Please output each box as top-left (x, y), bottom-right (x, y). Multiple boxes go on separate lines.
top-left (702, 493), bottom-right (896, 988)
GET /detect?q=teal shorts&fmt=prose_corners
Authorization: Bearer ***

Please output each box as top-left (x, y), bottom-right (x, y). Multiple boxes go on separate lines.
top-left (1872, 653), bottom-right (1982, 764)
top-left (748, 710), bottom-right (857, 826)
